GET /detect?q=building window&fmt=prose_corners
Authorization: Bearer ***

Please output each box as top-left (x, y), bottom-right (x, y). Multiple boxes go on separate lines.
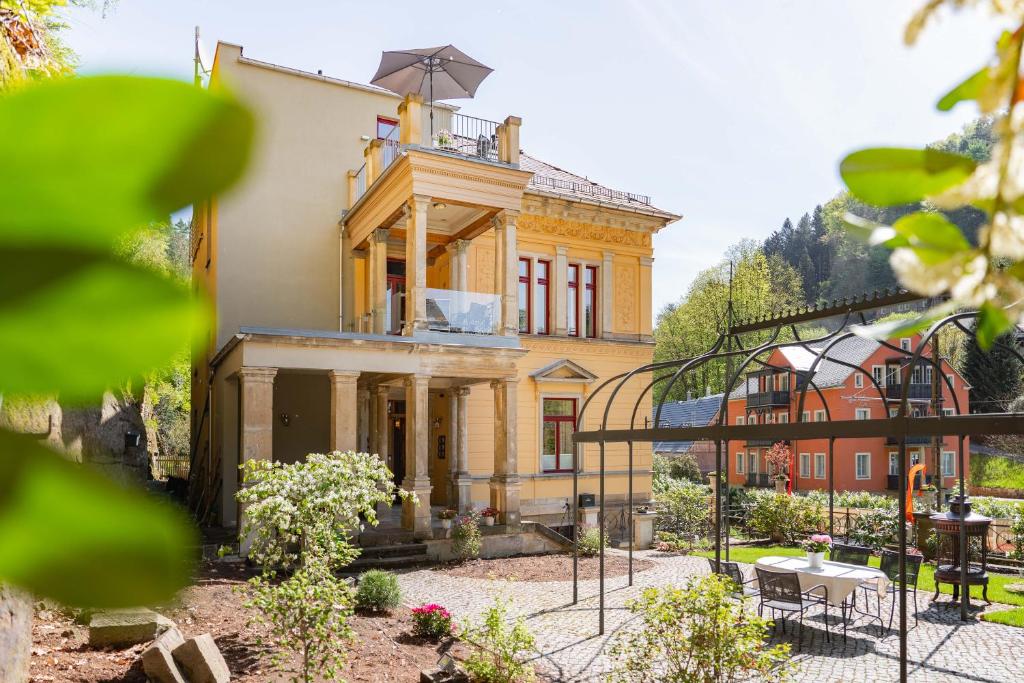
top-left (541, 398), bottom-right (576, 473)
top-left (583, 265), bottom-right (597, 338)
top-left (889, 407), bottom-right (899, 418)
top-left (748, 452), bottom-right (758, 473)
top-left (801, 410), bottom-right (810, 423)
top-left (814, 453), bottom-right (826, 479)
top-left (911, 363), bottom-right (931, 385)
top-left (943, 407), bottom-right (955, 417)
top-left (889, 452), bottom-right (899, 475)
top-left (872, 365), bottom-right (885, 387)
top-left (855, 408), bottom-right (870, 420)
top-left (736, 452), bottom-right (745, 474)
top-left (854, 373), bottom-right (864, 388)
top-left (886, 364), bottom-right (901, 388)
top-left (518, 258), bottom-right (531, 333)
top-left (799, 453), bottom-right (810, 478)
top-left (814, 410), bottom-right (826, 422)
top-left (942, 451), bottom-right (955, 477)
top-left (535, 260), bottom-right (550, 335)
top-left (900, 338), bottom-right (912, 352)
top-left (386, 258), bottom-right (406, 335)
top-left (946, 373), bottom-right (955, 389)
top-left (855, 453), bottom-right (871, 480)
top-left (567, 264), bottom-right (579, 336)
top-left (376, 116), bottom-right (399, 140)
top-left (736, 415), bottom-right (745, 425)
top-left (777, 412), bottom-right (789, 423)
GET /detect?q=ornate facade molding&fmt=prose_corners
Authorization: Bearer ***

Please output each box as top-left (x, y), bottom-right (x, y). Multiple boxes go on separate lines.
top-left (517, 213), bottom-right (652, 248)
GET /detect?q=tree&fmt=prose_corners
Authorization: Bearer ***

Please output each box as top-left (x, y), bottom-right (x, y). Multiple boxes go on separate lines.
top-left (962, 330), bottom-right (1023, 414)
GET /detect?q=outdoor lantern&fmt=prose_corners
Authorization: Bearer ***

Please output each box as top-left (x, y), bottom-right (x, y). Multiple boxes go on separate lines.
top-left (929, 495), bottom-right (992, 606)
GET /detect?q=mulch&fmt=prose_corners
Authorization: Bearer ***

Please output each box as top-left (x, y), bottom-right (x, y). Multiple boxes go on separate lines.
top-left (437, 553), bottom-right (656, 582)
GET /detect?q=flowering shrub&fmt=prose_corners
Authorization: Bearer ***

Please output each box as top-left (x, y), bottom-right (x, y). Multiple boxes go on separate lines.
top-left (804, 490), bottom-right (897, 511)
top-left (802, 533), bottom-right (832, 553)
top-left (462, 597), bottom-right (537, 683)
top-left (609, 574), bottom-right (792, 683)
top-left (576, 525), bottom-right (608, 557)
top-left (453, 511), bottom-right (482, 561)
top-left (481, 506), bottom-right (499, 518)
top-left (1009, 512), bottom-right (1024, 560)
top-left (764, 442), bottom-right (792, 480)
top-left (745, 490), bottom-right (824, 543)
top-left (411, 603), bottom-right (455, 640)
top-left (438, 508), bottom-right (457, 520)
top-left (847, 507), bottom-right (903, 551)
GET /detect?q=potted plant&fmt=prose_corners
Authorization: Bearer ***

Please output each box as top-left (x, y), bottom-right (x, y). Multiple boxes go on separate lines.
top-left (438, 508), bottom-right (457, 529)
top-left (802, 533), bottom-right (832, 569)
top-left (480, 507), bottom-right (499, 526)
top-left (765, 442), bottom-right (792, 494)
top-left (434, 129), bottom-right (454, 149)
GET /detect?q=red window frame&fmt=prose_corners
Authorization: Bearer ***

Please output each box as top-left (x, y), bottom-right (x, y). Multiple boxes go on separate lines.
top-left (567, 264), bottom-right (580, 337)
top-left (376, 116), bottom-right (399, 141)
top-left (535, 259), bottom-right (551, 335)
top-left (584, 265), bottom-right (598, 338)
top-left (518, 257), bottom-right (531, 334)
top-left (542, 397), bottom-right (577, 473)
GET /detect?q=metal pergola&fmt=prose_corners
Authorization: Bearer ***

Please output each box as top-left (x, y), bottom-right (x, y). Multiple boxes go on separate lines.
top-left (569, 290), bottom-right (1024, 682)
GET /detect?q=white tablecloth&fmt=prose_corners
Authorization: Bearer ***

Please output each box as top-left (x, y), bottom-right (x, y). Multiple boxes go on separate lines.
top-left (755, 555), bottom-right (890, 606)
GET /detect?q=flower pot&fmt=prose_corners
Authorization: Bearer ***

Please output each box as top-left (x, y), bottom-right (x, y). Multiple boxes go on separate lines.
top-left (483, 516), bottom-right (495, 526)
top-left (774, 478), bottom-right (788, 494)
top-left (806, 551), bottom-right (825, 569)
top-left (440, 519), bottom-right (452, 529)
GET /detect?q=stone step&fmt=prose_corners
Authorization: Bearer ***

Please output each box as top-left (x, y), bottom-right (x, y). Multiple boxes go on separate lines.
top-left (357, 543), bottom-right (429, 560)
top-left (345, 553), bottom-right (431, 573)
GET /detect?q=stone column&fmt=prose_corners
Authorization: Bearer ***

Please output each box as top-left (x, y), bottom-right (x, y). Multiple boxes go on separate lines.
top-left (237, 366), bottom-right (277, 552)
top-left (328, 370), bottom-right (360, 452)
top-left (639, 255), bottom-right (654, 342)
top-left (404, 195), bottom-right (430, 335)
top-left (339, 224), bottom-right (354, 331)
top-left (357, 385), bottom-right (370, 453)
top-left (554, 245), bottom-right (568, 336)
top-left (368, 386), bottom-right (378, 457)
top-left (490, 377), bottom-right (521, 528)
top-left (447, 389), bottom-right (459, 506)
top-left (368, 228), bottom-right (390, 335)
top-left (402, 374), bottom-right (433, 536)
top-left (447, 238), bottom-right (470, 292)
top-left (453, 385), bottom-right (473, 512)
top-left (494, 210), bottom-right (519, 336)
top-left (601, 250), bottom-right (614, 339)
top-left (374, 384), bottom-right (390, 466)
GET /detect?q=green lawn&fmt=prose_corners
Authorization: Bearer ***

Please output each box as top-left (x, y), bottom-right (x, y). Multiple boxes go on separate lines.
top-left (695, 544), bottom-right (1024, 625)
top-left (971, 453), bottom-right (1024, 491)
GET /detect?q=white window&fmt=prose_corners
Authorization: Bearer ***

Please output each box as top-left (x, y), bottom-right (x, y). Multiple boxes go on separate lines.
top-left (801, 411), bottom-right (810, 423)
top-left (854, 373), bottom-right (864, 388)
top-left (946, 374), bottom-right (955, 390)
top-left (764, 413), bottom-right (773, 424)
top-left (888, 452), bottom-right (899, 475)
top-left (777, 412), bottom-right (789, 423)
top-left (855, 408), bottom-right (870, 420)
top-left (942, 451), bottom-right (956, 477)
top-left (748, 452), bottom-right (758, 473)
top-left (886, 364), bottom-right (900, 387)
top-left (855, 453), bottom-right (871, 480)
top-left (799, 453), bottom-right (811, 478)
top-left (814, 410), bottom-right (826, 422)
top-left (943, 407), bottom-right (955, 417)
top-left (814, 453), bottom-right (826, 479)
top-left (900, 338), bottom-right (912, 352)
top-left (736, 415), bottom-right (745, 426)
top-left (872, 365), bottom-right (885, 387)
top-left (736, 452), bottom-right (745, 474)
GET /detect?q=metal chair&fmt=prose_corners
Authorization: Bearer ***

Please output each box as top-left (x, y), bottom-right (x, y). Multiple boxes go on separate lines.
top-left (876, 550), bottom-right (924, 632)
top-left (706, 558), bottom-right (759, 598)
top-left (830, 542), bottom-right (871, 566)
top-left (755, 567), bottom-right (832, 649)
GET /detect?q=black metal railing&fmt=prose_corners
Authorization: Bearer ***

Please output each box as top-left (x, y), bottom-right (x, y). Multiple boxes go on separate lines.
top-left (886, 434), bottom-right (933, 445)
top-left (528, 174), bottom-right (652, 206)
top-left (886, 472), bottom-right (929, 490)
top-left (746, 439), bottom-right (775, 447)
top-left (434, 113), bottom-right (500, 162)
top-left (745, 473), bottom-right (771, 488)
top-left (747, 390), bottom-right (790, 408)
top-left (886, 383), bottom-right (931, 400)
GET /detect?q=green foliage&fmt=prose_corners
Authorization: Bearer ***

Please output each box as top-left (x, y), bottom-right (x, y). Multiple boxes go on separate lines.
top-left (971, 495), bottom-right (1024, 519)
top-left (744, 490), bottom-right (824, 544)
top-left (244, 557), bottom-right (355, 683)
top-left (236, 451), bottom-right (403, 574)
top-left (802, 490), bottom-right (896, 511)
top-left (576, 525), bottom-right (608, 557)
top-left (354, 570), bottom-right (401, 613)
top-left (840, 147), bottom-right (976, 207)
top-left (0, 74), bottom-right (253, 607)
top-left (847, 507), bottom-right (902, 551)
top-left (1009, 512), bottom-right (1024, 560)
top-left (653, 479), bottom-right (709, 550)
top-left (461, 596), bottom-right (537, 683)
top-left (453, 511), bottom-right (482, 561)
top-left (609, 574), bottom-right (792, 683)
top-left (411, 603), bottom-right (454, 640)
top-left (652, 453), bottom-right (702, 489)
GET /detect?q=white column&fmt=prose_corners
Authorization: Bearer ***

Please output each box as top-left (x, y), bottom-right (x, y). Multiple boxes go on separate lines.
top-left (601, 250), bottom-right (614, 339)
top-left (447, 238), bottom-right (470, 292)
top-left (489, 377), bottom-right (521, 528)
top-left (339, 224), bottom-right (354, 331)
top-left (402, 374), bottom-right (433, 537)
top-left (368, 228), bottom-right (390, 335)
top-left (328, 370), bottom-right (360, 452)
top-left (404, 195), bottom-right (430, 335)
top-left (454, 385), bottom-right (472, 511)
top-left (554, 245), bottom-right (568, 336)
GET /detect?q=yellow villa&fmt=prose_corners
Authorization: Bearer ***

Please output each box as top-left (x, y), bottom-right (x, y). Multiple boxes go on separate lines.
top-left (189, 42), bottom-right (680, 545)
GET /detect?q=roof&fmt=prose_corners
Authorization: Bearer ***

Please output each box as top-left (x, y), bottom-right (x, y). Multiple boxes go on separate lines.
top-left (652, 393), bottom-right (723, 454)
top-left (727, 336), bottom-right (881, 399)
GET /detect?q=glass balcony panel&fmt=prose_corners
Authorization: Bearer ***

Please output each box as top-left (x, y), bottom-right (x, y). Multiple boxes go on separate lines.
top-left (425, 288), bottom-right (501, 335)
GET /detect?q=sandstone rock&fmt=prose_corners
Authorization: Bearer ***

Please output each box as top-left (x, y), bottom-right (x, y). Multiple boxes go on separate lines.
top-left (88, 608), bottom-right (175, 648)
top-left (142, 627), bottom-right (187, 683)
top-left (173, 633), bottom-right (230, 683)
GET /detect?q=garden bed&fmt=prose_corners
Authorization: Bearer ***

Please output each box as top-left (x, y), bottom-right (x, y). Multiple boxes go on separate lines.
top-left (30, 561), bottom-right (470, 682)
top-left (437, 553), bottom-right (656, 582)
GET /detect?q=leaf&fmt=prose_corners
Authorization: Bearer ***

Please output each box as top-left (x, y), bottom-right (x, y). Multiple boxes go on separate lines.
top-left (0, 246), bottom-right (208, 400)
top-left (851, 300), bottom-right (959, 340)
top-left (0, 76), bottom-right (254, 247)
top-left (887, 212), bottom-right (971, 263)
top-left (975, 302), bottom-right (1012, 350)
top-left (937, 67), bottom-right (990, 111)
top-left (839, 147), bottom-right (976, 206)
top-left (0, 429), bottom-right (197, 607)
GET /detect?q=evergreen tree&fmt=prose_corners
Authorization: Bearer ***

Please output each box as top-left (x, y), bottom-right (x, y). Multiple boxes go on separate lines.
top-left (962, 331), bottom-right (1024, 414)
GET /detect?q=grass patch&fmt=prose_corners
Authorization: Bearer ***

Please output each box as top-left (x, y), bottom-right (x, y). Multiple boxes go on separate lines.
top-left (696, 544), bottom-right (1024, 610)
top-left (982, 607), bottom-right (1024, 627)
top-left (971, 453), bottom-right (1024, 491)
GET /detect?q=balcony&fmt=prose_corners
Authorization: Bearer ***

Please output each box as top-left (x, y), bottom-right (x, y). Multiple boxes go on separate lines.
top-left (747, 390), bottom-right (790, 408)
top-left (745, 473), bottom-right (772, 488)
top-left (886, 473), bottom-right (932, 490)
top-left (886, 434), bottom-right (934, 446)
top-left (746, 439), bottom-right (779, 447)
top-left (886, 383), bottom-right (932, 400)
top-left (425, 288), bottom-right (500, 335)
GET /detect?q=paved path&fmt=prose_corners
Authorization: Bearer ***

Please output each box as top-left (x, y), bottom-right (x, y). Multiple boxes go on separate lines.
top-left (397, 550), bottom-right (1024, 682)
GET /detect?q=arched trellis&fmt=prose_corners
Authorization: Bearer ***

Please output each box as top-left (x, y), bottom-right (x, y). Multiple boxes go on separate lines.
top-left (571, 298), bottom-right (1024, 683)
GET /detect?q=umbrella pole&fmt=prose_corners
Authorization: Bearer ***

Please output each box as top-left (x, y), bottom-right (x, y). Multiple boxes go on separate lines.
top-left (429, 68), bottom-right (434, 139)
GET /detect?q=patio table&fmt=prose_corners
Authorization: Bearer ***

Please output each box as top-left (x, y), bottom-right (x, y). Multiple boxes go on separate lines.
top-left (755, 555), bottom-right (890, 607)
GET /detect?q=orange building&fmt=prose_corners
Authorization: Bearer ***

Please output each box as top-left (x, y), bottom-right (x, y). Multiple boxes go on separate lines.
top-left (725, 335), bottom-right (970, 494)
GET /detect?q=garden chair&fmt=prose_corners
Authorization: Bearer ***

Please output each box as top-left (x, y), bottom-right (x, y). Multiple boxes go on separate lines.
top-left (755, 567), bottom-right (832, 649)
top-left (706, 559), bottom-right (759, 598)
top-left (864, 550), bottom-right (923, 633)
top-left (830, 542), bottom-right (871, 566)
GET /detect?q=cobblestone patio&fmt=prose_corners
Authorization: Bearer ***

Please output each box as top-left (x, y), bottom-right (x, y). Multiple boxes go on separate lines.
top-left (397, 549), bottom-right (1024, 682)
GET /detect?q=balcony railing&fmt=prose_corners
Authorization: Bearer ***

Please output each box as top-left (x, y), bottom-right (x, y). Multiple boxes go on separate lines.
top-left (433, 113), bottom-right (500, 162)
top-left (886, 473), bottom-right (931, 490)
top-left (886, 435), bottom-right (934, 445)
top-left (886, 383), bottom-right (932, 400)
top-left (747, 390), bottom-right (790, 408)
top-left (425, 288), bottom-right (501, 335)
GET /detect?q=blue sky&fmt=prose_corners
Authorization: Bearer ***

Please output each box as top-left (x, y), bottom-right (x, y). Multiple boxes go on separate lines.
top-left (64, 0), bottom-right (1003, 313)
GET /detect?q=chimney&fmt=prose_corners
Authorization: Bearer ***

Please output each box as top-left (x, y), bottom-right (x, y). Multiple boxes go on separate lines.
top-left (706, 386), bottom-right (712, 397)
top-left (686, 390), bottom-right (693, 402)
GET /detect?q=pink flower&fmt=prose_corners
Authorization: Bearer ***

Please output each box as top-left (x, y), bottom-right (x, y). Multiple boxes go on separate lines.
top-left (810, 534), bottom-right (832, 545)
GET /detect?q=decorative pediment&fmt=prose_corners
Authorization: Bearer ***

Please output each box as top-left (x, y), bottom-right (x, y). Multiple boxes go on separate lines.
top-left (530, 358), bottom-right (599, 384)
